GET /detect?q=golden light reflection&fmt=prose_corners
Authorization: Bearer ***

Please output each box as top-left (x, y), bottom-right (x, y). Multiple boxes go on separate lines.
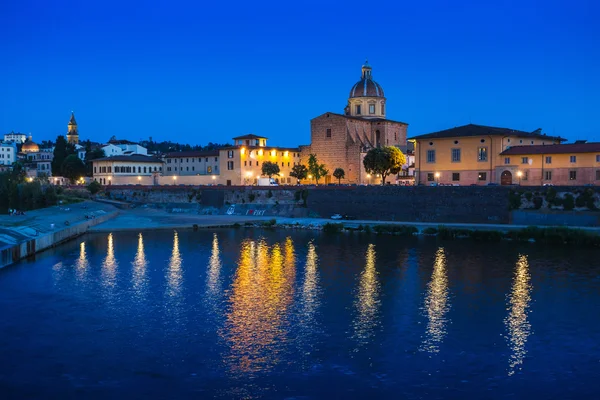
top-left (300, 241), bottom-right (320, 334)
top-left (206, 233), bottom-right (222, 296)
top-left (352, 243), bottom-right (380, 345)
top-left (101, 233), bottom-right (117, 287)
top-left (75, 241), bottom-right (88, 280)
top-left (505, 254), bottom-right (532, 376)
top-left (167, 231), bottom-right (182, 297)
top-left (132, 233), bottom-right (147, 294)
top-left (421, 247), bottom-right (450, 353)
top-left (222, 238), bottom-right (296, 374)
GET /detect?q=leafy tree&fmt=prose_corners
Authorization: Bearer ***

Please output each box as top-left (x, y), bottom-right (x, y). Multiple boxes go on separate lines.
top-left (84, 147), bottom-right (106, 176)
top-left (52, 135), bottom-right (76, 176)
top-left (307, 154), bottom-right (329, 185)
top-left (363, 146), bottom-right (407, 185)
top-left (290, 164), bottom-right (308, 184)
top-left (87, 180), bottom-right (102, 195)
top-left (61, 154), bottom-right (86, 183)
top-left (333, 168), bottom-right (345, 185)
top-left (261, 161), bottom-right (280, 178)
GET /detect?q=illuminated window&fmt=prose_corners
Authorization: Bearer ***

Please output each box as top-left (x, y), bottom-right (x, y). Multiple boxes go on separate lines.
top-left (227, 161), bottom-right (234, 170)
top-left (427, 173), bottom-right (434, 182)
top-left (227, 150), bottom-right (234, 158)
top-left (569, 170), bottom-right (577, 180)
top-left (477, 147), bottom-right (488, 162)
top-left (478, 172), bottom-right (487, 181)
top-left (207, 166), bottom-right (212, 173)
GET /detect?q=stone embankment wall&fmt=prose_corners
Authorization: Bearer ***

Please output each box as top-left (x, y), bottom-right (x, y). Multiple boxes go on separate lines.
top-left (0, 211), bottom-right (119, 269)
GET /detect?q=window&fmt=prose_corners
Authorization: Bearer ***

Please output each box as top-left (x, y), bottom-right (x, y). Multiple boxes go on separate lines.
top-left (522, 171), bottom-right (528, 181)
top-left (144, 167), bottom-right (147, 173)
top-left (381, 104), bottom-right (385, 114)
top-left (596, 155), bottom-right (600, 162)
top-left (205, 157), bottom-right (208, 162)
top-left (369, 104), bottom-right (375, 114)
top-left (167, 159), bottom-right (171, 164)
top-left (521, 157), bottom-right (529, 164)
top-left (545, 171), bottom-right (552, 180)
top-left (545, 156), bottom-right (552, 164)
top-left (244, 161), bottom-right (247, 166)
top-left (326, 128), bottom-right (331, 138)
top-left (94, 166), bottom-right (97, 173)
top-left (186, 158), bottom-right (189, 163)
top-left (426, 150), bottom-right (436, 163)
top-left (356, 105), bottom-right (361, 115)
top-left (569, 170), bottom-right (577, 180)
top-left (451, 148), bottom-right (461, 162)
top-left (570, 155), bottom-right (577, 163)
top-left (427, 173), bottom-right (434, 182)
top-left (227, 150), bottom-right (234, 158)
top-left (215, 157), bottom-right (218, 162)
top-left (227, 161), bottom-right (234, 170)
top-left (256, 161), bottom-right (259, 166)
top-left (192, 166), bottom-right (195, 171)
top-left (478, 172), bottom-right (487, 181)
top-left (477, 147), bottom-right (488, 162)
top-left (452, 173), bottom-right (460, 181)
top-left (138, 167), bottom-right (141, 173)
top-left (596, 170), bottom-right (600, 180)
top-left (504, 157), bottom-right (510, 165)
top-left (186, 167), bottom-right (189, 171)
top-left (207, 166), bottom-right (212, 173)
top-left (175, 167), bottom-right (177, 171)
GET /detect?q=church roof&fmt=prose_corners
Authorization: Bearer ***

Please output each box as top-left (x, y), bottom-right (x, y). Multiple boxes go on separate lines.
top-left (409, 124), bottom-right (566, 142)
top-left (68, 112), bottom-right (77, 125)
top-left (349, 61), bottom-right (385, 98)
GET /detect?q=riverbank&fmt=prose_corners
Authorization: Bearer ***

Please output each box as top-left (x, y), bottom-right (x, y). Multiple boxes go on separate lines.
top-left (0, 201), bottom-right (119, 268)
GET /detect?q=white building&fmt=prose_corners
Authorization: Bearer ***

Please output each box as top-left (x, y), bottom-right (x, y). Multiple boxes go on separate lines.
top-left (75, 144), bottom-right (86, 161)
top-left (101, 143), bottom-right (124, 157)
top-left (0, 142), bottom-right (17, 166)
top-left (3, 132), bottom-right (27, 144)
top-left (92, 154), bottom-right (163, 185)
top-left (105, 139), bottom-right (148, 156)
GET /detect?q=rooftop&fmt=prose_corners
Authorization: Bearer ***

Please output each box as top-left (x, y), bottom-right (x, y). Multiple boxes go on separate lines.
top-left (164, 150), bottom-right (220, 158)
top-left (500, 143), bottom-right (600, 155)
top-left (409, 124), bottom-right (565, 142)
top-left (314, 112), bottom-right (409, 126)
top-left (108, 139), bottom-right (139, 145)
top-left (93, 154), bottom-right (163, 163)
top-left (232, 134), bottom-right (268, 141)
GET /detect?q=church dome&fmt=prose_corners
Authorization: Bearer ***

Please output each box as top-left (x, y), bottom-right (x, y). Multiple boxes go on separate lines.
top-left (22, 136), bottom-right (39, 153)
top-left (349, 61), bottom-right (385, 98)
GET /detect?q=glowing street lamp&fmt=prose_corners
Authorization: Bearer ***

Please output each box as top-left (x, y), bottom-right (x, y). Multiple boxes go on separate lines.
top-left (517, 170), bottom-right (523, 186)
top-left (137, 176), bottom-right (141, 182)
top-left (435, 172), bottom-right (440, 185)
top-left (367, 173), bottom-right (371, 185)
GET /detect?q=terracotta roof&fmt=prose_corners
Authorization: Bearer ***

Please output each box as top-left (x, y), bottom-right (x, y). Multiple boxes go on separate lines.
top-left (93, 155), bottom-right (163, 163)
top-left (500, 143), bottom-right (600, 155)
top-left (409, 124), bottom-right (566, 142)
top-left (313, 112), bottom-right (408, 126)
top-left (164, 151), bottom-right (219, 158)
top-left (232, 134), bottom-right (267, 140)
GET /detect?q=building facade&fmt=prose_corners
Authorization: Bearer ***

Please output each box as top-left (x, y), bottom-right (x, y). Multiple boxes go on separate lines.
top-left (25, 149), bottom-right (53, 177)
top-left (499, 142), bottom-right (600, 186)
top-left (67, 112), bottom-right (79, 145)
top-left (219, 134), bottom-right (301, 185)
top-left (102, 139), bottom-right (148, 156)
top-left (163, 151), bottom-right (220, 176)
top-left (0, 142), bottom-right (17, 166)
top-left (3, 132), bottom-right (27, 144)
top-left (302, 62), bottom-right (408, 184)
top-left (410, 124), bottom-right (565, 185)
top-left (92, 155), bottom-right (163, 185)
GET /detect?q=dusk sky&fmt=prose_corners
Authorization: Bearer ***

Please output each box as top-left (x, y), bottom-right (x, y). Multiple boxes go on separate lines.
top-left (1, 0), bottom-right (598, 147)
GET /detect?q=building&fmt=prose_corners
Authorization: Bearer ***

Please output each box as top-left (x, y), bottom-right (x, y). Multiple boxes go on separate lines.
top-left (219, 134), bottom-right (301, 185)
top-left (3, 132), bottom-right (27, 144)
top-left (24, 149), bottom-right (53, 177)
top-left (92, 154), bottom-right (163, 185)
top-left (0, 142), bottom-right (17, 166)
top-left (302, 61), bottom-right (408, 184)
top-left (67, 112), bottom-right (79, 145)
top-left (102, 138), bottom-right (148, 156)
top-left (163, 151), bottom-right (220, 176)
top-left (499, 142), bottom-right (600, 186)
top-left (410, 124), bottom-right (565, 185)
top-left (21, 135), bottom-right (40, 153)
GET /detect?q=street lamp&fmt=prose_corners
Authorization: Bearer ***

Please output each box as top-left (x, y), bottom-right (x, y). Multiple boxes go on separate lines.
top-left (367, 174), bottom-right (371, 185)
top-left (173, 176), bottom-right (177, 185)
top-left (435, 172), bottom-right (440, 185)
top-left (517, 171), bottom-right (523, 186)
top-left (137, 176), bottom-right (141, 182)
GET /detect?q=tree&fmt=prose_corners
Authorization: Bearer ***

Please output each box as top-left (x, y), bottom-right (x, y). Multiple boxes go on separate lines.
top-left (363, 146), bottom-right (407, 185)
top-left (289, 164), bottom-right (308, 184)
top-left (52, 135), bottom-right (76, 176)
top-left (85, 147), bottom-right (106, 176)
top-left (333, 168), bottom-right (345, 185)
top-left (61, 154), bottom-right (86, 183)
top-left (307, 154), bottom-right (329, 185)
top-left (87, 180), bottom-right (102, 195)
top-left (261, 161), bottom-right (280, 178)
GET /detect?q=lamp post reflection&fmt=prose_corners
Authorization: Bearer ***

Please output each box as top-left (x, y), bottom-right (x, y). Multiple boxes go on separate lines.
top-left (352, 244), bottom-right (380, 346)
top-left (420, 247), bottom-right (450, 353)
top-left (75, 241), bottom-right (88, 280)
top-left (101, 233), bottom-right (118, 288)
top-left (167, 231), bottom-right (182, 297)
top-left (206, 233), bottom-right (222, 297)
top-left (132, 233), bottom-right (147, 295)
top-left (505, 254), bottom-right (532, 376)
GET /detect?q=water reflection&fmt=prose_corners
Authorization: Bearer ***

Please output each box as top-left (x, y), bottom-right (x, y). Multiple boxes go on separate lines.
top-left (421, 247), bottom-right (450, 353)
top-left (167, 231), bottom-right (183, 297)
top-left (223, 238), bottom-right (295, 375)
top-left (75, 241), bottom-right (88, 280)
top-left (101, 233), bottom-right (118, 288)
top-left (206, 233), bottom-right (222, 297)
top-left (132, 233), bottom-right (147, 295)
top-left (505, 254), bottom-right (533, 376)
top-left (302, 241), bottom-right (319, 321)
top-left (352, 243), bottom-right (381, 346)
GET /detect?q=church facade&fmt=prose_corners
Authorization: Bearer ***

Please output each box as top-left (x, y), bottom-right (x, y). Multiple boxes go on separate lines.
top-left (301, 62), bottom-right (408, 184)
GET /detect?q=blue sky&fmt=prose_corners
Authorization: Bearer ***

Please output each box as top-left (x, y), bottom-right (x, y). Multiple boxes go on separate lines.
top-left (1, 0), bottom-right (598, 147)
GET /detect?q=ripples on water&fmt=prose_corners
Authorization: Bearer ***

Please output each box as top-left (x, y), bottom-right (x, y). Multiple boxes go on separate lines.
top-left (2, 230), bottom-right (599, 398)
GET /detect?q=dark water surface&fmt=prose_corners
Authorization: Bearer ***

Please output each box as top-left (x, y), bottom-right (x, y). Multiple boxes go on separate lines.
top-left (1, 229), bottom-right (599, 399)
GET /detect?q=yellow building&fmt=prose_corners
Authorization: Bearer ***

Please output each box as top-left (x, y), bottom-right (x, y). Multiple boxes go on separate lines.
top-left (410, 124), bottom-right (564, 185)
top-left (499, 142), bottom-right (600, 186)
top-left (219, 134), bottom-right (301, 186)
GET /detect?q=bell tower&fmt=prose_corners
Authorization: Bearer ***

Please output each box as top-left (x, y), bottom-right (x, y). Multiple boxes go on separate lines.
top-left (67, 112), bottom-right (79, 145)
